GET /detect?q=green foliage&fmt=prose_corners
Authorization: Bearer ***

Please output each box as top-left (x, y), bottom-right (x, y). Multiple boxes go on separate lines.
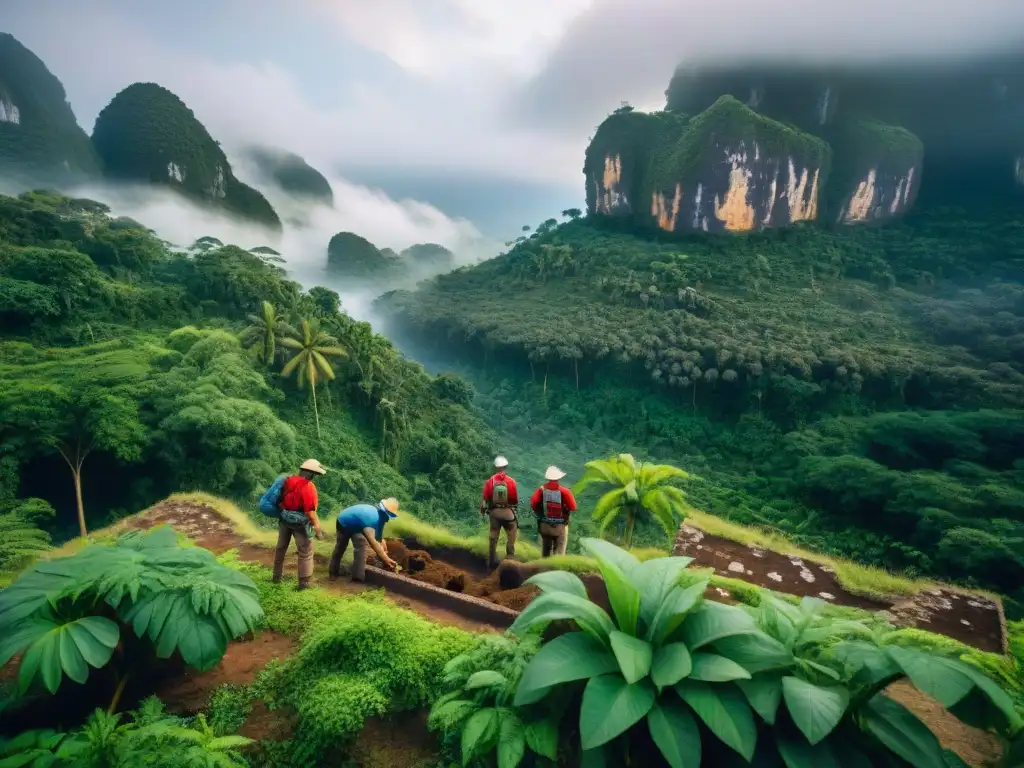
top-left (428, 633), bottom-right (560, 768)
top-left (0, 33), bottom-right (101, 184)
top-left (0, 526), bottom-right (263, 701)
top-left (0, 497), bottom-right (54, 573)
top-left (326, 232), bottom-right (396, 280)
top-left (238, 301), bottom-right (296, 368)
top-left (245, 146), bottom-right (333, 205)
top-left (0, 697), bottom-right (252, 767)
top-left (279, 318), bottom-right (347, 439)
top-left (507, 539), bottom-right (1019, 766)
top-left (91, 83), bottom-right (280, 229)
top-left (575, 453), bottom-right (690, 548)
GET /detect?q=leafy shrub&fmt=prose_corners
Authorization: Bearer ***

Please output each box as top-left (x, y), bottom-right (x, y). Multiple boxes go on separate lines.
top-left (0, 696), bottom-right (252, 767)
top-left (428, 633), bottom-right (560, 767)
top-left (508, 538), bottom-right (1021, 766)
top-left (0, 526), bottom-right (263, 704)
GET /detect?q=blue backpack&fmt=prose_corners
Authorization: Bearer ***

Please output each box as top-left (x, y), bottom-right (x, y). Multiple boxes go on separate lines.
top-left (259, 475), bottom-right (287, 518)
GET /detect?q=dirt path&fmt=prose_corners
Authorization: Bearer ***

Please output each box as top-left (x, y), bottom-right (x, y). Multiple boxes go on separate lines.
top-left (673, 524), bottom-right (1005, 653)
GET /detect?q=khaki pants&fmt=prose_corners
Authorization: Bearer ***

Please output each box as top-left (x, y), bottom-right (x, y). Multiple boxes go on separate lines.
top-left (488, 507), bottom-right (517, 567)
top-left (273, 520), bottom-right (314, 586)
top-left (539, 521), bottom-right (568, 557)
top-left (329, 524), bottom-right (369, 581)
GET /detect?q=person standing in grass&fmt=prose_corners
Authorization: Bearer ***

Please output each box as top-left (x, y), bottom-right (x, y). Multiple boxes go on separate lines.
top-left (272, 458), bottom-right (327, 590)
top-left (480, 455), bottom-right (520, 568)
top-left (329, 497), bottom-right (401, 581)
top-left (531, 466), bottom-right (576, 557)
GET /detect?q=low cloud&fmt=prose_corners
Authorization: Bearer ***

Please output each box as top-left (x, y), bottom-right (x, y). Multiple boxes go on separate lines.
top-left (515, 0), bottom-right (1024, 132)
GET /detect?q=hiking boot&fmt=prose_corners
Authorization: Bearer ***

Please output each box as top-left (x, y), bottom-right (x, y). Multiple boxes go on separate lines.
top-left (297, 579), bottom-right (312, 591)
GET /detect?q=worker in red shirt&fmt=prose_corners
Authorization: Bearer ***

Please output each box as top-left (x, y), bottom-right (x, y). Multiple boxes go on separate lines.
top-left (272, 458), bottom-right (327, 589)
top-left (530, 465), bottom-right (576, 557)
top-left (480, 455), bottom-right (519, 568)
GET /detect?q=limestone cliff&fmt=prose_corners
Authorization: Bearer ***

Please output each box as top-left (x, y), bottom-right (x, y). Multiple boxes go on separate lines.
top-left (586, 97), bottom-right (830, 234)
top-left (0, 33), bottom-right (100, 185)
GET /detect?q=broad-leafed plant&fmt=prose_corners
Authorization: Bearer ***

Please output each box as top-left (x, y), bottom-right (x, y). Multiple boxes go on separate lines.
top-left (0, 526), bottom-right (263, 710)
top-left (509, 537), bottom-right (793, 766)
top-left (741, 594), bottom-right (1023, 767)
top-left (429, 633), bottom-right (561, 768)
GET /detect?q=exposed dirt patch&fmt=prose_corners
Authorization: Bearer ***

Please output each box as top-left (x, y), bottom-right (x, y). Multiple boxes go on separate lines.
top-left (672, 524), bottom-right (1004, 652)
top-left (239, 700), bottom-right (297, 742)
top-left (350, 710), bottom-right (440, 768)
top-left (155, 631), bottom-right (297, 715)
top-left (886, 681), bottom-right (1003, 767)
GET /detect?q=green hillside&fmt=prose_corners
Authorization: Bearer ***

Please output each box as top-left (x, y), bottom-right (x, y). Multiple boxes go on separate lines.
top-left (0, 189), bottom-right (490, 555)
top-left (0, 33), bottom-right (100, 184)
top-left (246, 145), bottom-right (334, 204)
top-left (380, 207), bottom-right (1024, 614)
top-left (91, 83), bottom-right (281, 230)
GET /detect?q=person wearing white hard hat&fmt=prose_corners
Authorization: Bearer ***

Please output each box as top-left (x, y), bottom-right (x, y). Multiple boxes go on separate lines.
top-left (480, 455), bottom-right (520, 568)
top-left (329, 497), bottom-right (401, 581)
top-left (530, 466), bottom-right (577, 557)
top-left (272, 459), bottom-right (327, 589)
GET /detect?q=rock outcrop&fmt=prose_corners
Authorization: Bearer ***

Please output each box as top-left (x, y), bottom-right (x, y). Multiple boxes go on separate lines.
top-left (326, 232), bottom-right (398, 280)
top-left (91, 83), bottom-right (281, 230)
top-left (0, 33), bottom-right (101, 185)
top-left (586, 97), bottom-right (831, 233)
top-left (245, 146), bottom-right (333, 205)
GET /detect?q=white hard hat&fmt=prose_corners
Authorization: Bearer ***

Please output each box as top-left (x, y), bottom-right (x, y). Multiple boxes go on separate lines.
top-left (544, 465), bottom-right (566, 481)
top-left (494, 455), bottom-right (509, 468)
top-left (300, 458), bottom-right (327, 475)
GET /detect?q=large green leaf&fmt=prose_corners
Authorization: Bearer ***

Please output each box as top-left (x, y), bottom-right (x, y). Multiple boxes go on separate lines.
top-left (466, 670), bottom-right (508, 690)
top-left (462, 708), bottom-right (500, 765)
top-left (15, 616), bottom-right (118, 695)
top-left (631, 557), bottom-right (695, 631)
top-left (781, 676), bottom-right (848, 745)
top-left (587, 550), bottom-right (640, 635)
top-left (514, 633), bottom-right (618, 706)
top-left (648, 699), bottom-right (701, 768)
top-left (713, 632), bottom-right (794, 673)
top-left (862, 694), bottom-right (946, 768)
top-left (579, 674), bottom-right (657, 750)
top-left (776, 733), bottom-right (841, 768)
top-left (737, 674), bottom-right (784, 725)
top-left (609, 631), bottom-right (652, 685)
top-left (580, 537), bottom-right (640, 576)
top-left (952, 663), bottom-right (1022, 733)
top-left (885, 647), bottom-right (974, 708)
top-left (651, 643), bottom-right (693, 689)
top-left (524, 570), bottom-right (588, 600)
top-left (689, 653), bottom-right (752, 683)
top-left (682, 602), bottom-right (758, 650)
top-left (648, 581), bottom-right (707, 646)
top-left (676, 680), bottom-right (756, 762)
top-left (524, 718), bottom-right (559, 761)
top-left (509, 592), bottom-right (615, 644)
top-left (497, 710), bottom-right (527, 768)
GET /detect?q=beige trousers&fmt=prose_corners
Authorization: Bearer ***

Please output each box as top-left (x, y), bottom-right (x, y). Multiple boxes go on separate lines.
top-left (488, 507), bottom-right (518, 566)
top-left (329, 525), bottom-right (370, 581)
top-left (539, 521), bottom-right (568, 557)
top-left (273, 520), bottom-right (314, 585)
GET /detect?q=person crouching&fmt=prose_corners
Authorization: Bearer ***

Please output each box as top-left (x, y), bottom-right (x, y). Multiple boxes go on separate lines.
top-left (328, 497), bottom-right (401, 581)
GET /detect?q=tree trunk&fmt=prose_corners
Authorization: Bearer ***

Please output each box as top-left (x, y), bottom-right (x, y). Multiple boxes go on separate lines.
top-left (312, 382), bottom-right (322, 439)
top-left (73, 466), bottom-right (86, 538)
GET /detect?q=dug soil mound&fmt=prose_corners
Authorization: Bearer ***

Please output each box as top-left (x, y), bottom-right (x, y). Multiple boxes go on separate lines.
top-left (673, 524), bottom-right (1005, 652)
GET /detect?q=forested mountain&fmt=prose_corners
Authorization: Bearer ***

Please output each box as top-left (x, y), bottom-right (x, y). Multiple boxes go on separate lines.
top-left (0, 190), bottom-right (490, 556)
top-left (0, 32), bottom-right (101, 185)
top-left (245, 145), bottom-right (334, 205)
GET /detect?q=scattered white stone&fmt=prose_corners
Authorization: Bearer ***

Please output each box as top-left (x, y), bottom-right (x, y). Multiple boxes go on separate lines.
top-left (819, 565), bottom-right (835, 574)
top-left (728, 562), bottom-right (746, 574)
top-left (789, 558), bottom-right (804, 567)
top-left (929, 589), bottom-right (944, 597)
top-left (799, 569), bottom-right (816, 583)
top-left (164, 518), bottom-right (179, 525)
top-left (767, 572), bottom-right (783, 582)
top-left (961, 619), bottom-right (972, 627)
top-left (819, 592), bottom-right (835, 600)
top-left (696, 544), bottom-right (703, 550)
top-left (715, 588), bottom-right (730, 598)
top-left (746, 569), bottom-right (753, 576)
top-left (747, 546), bottom-right (765, 558)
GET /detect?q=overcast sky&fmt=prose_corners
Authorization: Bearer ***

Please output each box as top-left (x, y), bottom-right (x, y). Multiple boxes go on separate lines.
top-left (3, 0), bottom-right (1023, 237)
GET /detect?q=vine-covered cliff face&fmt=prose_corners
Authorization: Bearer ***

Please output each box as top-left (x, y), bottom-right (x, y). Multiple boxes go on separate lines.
top-left (663, 52), bottom-right (1024, 213)
top-left (0, 33), bottom-right (101, 185)
top-left (586, 97), bottom-right (831, 233)
top-left (92, 83), bottom-right (281, 230)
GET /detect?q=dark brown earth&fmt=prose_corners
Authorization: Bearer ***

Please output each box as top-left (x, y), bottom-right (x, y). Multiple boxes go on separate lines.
top-left (350, 710), bottom-right (440, 768)
top-left (672, 524), bottom-right (1005, 653)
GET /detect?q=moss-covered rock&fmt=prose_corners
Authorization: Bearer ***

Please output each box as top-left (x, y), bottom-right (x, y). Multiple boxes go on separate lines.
top-left (586, 97), bottom-right (831, 234)
top-left (327, 232), bottom-right (398, 279)
top-left (0, 33), bottom-right (101, 185)
top-left (91, 83), bottom-right (281, 230)
top-left (827, 120), bottom-right (924, 225)
top-left (245, 146), bottom-right (333, 205)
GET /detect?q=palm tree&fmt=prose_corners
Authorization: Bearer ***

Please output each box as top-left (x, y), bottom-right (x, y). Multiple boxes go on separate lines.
top-left (280, 318), bottom-right (347, 439)
top-left (574, 453), bottom-right (691, 549)
top-left (240, 301), bottom-right (295, 367)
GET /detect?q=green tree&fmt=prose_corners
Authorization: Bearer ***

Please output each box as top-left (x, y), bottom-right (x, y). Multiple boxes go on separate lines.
top-left (575, 453), bottom-right (690, 548)
top-left (0, 497), bottom-right (54, 573)
top-left (238, 300), bottom-right (295, 367)
top-left (280, 318), bottom-right (347, 439)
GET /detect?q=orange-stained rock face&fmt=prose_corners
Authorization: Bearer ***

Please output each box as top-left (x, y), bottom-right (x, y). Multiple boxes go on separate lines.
top-left (840, 165), bottom-right (920, 224)
top-left (591, 153), bottom-right (631, 216)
